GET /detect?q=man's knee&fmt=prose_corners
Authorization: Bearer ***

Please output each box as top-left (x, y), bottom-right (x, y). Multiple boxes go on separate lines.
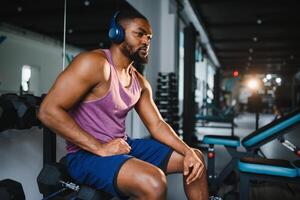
top-left (137, 168), bottom-right (167, 198)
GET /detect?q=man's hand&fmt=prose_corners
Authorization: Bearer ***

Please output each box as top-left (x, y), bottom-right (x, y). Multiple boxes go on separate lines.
top-left (98, 138), bottom-right (131, 157)
top-left (183, 149), bottom-right (205, 184)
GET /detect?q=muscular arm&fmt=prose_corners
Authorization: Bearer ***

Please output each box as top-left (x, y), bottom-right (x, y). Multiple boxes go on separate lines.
top-left (134, 76), bottom-right (191, 156)
top-left (38, 52), bottom-right (130, 156)
top-left (135, 76), bottom-right (205, 183)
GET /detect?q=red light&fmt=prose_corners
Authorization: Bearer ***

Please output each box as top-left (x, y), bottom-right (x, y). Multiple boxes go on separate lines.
top-left (233, 70), bottom-right (239, 77)
top-left (296, 150), bottom-right (300, 157)
top-left (208, 152), bottom-right (215, 159)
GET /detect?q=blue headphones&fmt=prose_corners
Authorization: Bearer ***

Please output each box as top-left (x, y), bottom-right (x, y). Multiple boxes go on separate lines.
top-left (108, 11), bottom-right (125, 43)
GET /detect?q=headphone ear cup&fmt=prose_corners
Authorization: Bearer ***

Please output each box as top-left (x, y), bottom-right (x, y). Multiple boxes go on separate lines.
top-left (108, 27), bottom-right (117, 41)
top-left (114, 24), bottom-right (125, 43)
top-left (108, 12), bottom-right (125, 43)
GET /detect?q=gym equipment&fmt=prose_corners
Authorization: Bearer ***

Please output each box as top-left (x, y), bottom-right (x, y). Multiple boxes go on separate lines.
top-left (196, 99), bottom-right (236, 136)
top-left (20, 94), bottom-right (42, 127)
top-left (108, 11), bottom-right (124, 43)
top-left (278, 136), bottom-right (300, 156)
top-left (1, 93), bottom-right (36, 129)
top-left (201, 108), bottom-right (300, 192)
top-left (155, 72), bottom-right (180, 133)
top-left (0, 93), bottom-right (42, 131)
top-left (238, 157), bottom-right (300, 200)
top-left (37, 161), bottom-right (112, 200)
top-left (0, 179), bottom-right (25, 200)
top-left (247, 93), bottom-right (263, 114)
top-left (0, 95), bottom-right (18, 131)
top-left (39, 124), bottom-right (115, 200)
top-left (247, 93), bottom-right (263, 130)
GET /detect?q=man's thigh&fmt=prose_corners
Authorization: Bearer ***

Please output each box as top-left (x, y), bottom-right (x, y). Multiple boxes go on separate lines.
top-left (65, 138), bottom-right (173, 198)
top-left (127, 137), bottom-right (173, 173)
top-left (66, 150), bottom-right (133, 198)
top-left (116, 157), bottom-right (167, 197)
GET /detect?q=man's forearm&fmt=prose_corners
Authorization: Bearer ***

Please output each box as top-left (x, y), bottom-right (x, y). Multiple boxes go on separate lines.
top-left (38, 107), bottom-right (103, 154)
top-left (150, 120), bottom-right (192, 155)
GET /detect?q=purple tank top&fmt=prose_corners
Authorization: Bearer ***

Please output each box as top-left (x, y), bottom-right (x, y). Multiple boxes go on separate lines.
top-left (67, 49), bottom-right (142, 153)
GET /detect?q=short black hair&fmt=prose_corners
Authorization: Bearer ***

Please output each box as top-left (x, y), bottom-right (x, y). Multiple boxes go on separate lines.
top-left (116, 10), bottom-right (148, 25)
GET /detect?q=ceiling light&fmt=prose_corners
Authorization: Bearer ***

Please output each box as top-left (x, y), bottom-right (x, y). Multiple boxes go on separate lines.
top-left (275, 77), bottom-right (282, 84)
top-left (249, 48), bottom-right (253, 53)
top-left (248, 79), bottom-right (259, 90)
top-left (84, 0), bottom-right (90, 6)
top-left (17, 6), bottom-right (22, 12)
top-left (248, 56), bottom-right (252, 61)
top-left (266, 74), bottom-right (272, 80)
top-left (257, 19), bottom-right (262, 25)
top-left (290, 55), bottom-right (294, 60)
top-left (253, 37), bottom-right (258, 42)
top-left (68, 29), bottom-right (73, 34)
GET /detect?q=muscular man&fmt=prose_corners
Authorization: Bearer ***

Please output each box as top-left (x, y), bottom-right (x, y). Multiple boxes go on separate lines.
top-left (38, 11), bottom-right (208, 200)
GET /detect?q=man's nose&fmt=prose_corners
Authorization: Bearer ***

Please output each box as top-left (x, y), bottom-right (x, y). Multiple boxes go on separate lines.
top-left (142, 36), bottom-right (151, 45)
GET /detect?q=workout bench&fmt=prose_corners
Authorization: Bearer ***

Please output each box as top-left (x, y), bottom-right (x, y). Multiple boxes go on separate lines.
top-left (201, 108), bottom-right (300, 192)
top-left (238, 157), bottom-right (300, 200)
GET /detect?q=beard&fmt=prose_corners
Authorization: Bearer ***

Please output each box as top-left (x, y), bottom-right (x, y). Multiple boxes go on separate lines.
top-left (122, 42), bottom-right (149, 65)
top-left (131, 48), bottom-right (149, 65)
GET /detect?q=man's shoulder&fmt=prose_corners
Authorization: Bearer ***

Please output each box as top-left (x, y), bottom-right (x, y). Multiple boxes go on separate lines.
top-left (69, 49), bottom-right (110, 72)
top-left (132, 68), bottom-right (151, 91)
top-left (75, 49), bottom-right (108, 66)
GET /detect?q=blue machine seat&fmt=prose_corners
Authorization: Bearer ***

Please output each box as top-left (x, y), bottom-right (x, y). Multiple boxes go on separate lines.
top-left (242, 108), bottom-right (300, 149)
top-left (239, 157), bottom-right (298, 178)
top-left (203, 135), bottom-right (240, 147)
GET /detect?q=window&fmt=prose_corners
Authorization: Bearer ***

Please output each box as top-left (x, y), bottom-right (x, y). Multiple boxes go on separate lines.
top-left (21, 65), bottom-right (31, 92)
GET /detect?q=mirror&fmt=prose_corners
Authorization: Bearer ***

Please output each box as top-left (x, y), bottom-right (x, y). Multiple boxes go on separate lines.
top-left (0, 0), bottom-right (66, 96)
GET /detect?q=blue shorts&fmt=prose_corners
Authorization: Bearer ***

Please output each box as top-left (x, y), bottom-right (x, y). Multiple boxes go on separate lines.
top-left (66, 137), bottom-right (173, 198)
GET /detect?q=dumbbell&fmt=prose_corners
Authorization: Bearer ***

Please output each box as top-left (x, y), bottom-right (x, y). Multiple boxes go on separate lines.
top-left (155, 96), bottom-right (178, 102)
top-left (157, 83), bottom-right (177, 88)
top-left (20, 94), bottom-right (42, 127)
top-left (0, 96), bottom-right (18, 131)
top-left (158, 72), bottom-right (177, 79)
top-left (156, 88), bottom-right (177, 94)
top-left (37, 163), bottom-right (111, 200)
top-left (1, 93), bottom-right (36, 129)
top-left (0, 179), bottom-right (25, 200)
top-left (157, 79), bottom-right (177, 86)
top-left (21, 94), bottom-right (42, 106)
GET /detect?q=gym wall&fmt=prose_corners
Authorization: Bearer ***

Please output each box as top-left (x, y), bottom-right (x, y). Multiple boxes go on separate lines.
top-left (0, 25), bottom-right (81, 200)
top-left (0, 25), bottom-right (81, 96)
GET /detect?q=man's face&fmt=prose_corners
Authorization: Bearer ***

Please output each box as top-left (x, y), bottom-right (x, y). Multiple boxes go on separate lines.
top-left (121, 18), bottom-right (152, 64)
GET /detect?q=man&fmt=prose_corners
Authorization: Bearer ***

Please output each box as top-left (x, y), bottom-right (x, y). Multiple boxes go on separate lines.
top-left (38, 11), bottom-right (209, 200)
